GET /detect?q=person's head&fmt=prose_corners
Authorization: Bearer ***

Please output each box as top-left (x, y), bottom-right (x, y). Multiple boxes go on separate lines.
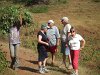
top-left (47, 20), bottom-right (54, 28)
top-left (13, 21), bottom-right (21, 30)
top-left (61, 17), bottom-right (69, 25)
top-left (70, 27), bottom-right (76, 36)
top-left (41, 23), bottom-right (48, 32)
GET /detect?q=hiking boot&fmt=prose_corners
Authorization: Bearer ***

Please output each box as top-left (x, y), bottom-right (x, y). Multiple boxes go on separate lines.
top-left (43, 66), bottom-right (49, 73)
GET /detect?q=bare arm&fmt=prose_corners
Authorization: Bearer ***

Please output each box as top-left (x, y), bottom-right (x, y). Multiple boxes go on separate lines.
top-left (38, 35), bottom-right (49, 46)
top-left (56, 38), bottom-right (60, 46)
top-left (80, 39), bottom-right (85, 50)
top-left (66, 32), bottom-right (71, 46)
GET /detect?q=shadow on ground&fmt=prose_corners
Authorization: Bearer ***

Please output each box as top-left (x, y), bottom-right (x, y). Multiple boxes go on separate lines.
top-left (18, 66), bottom-right (39, 73)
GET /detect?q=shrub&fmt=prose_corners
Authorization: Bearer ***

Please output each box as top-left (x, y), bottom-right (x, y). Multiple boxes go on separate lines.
top-left (0, 6), bottom-right (33, 34)
top-left (13, 0), bottom-right (68, 5)
top-left (0, 50), bottom-right (8, 73)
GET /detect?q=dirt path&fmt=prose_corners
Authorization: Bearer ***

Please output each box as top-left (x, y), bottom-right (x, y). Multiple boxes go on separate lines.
top-left (1, 42), bottom-right (72, 75)
top-left (1, 42), bottom-right (97, 75)
top-left (1, 42), bottom-right (39, 75)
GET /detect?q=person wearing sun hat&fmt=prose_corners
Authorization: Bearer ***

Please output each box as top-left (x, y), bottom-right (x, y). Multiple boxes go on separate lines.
top-left (46, 20), bottom-right (60, 65)
top-left (60, 17), bottom-right (73, 69)
top-left (37, 23), bottom-right (49, 74)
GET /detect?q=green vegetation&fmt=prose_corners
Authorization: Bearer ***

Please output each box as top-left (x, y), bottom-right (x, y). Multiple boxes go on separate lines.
top-left (0, 50), bottom-right (8, 73)
top-left (0, 0), bottom-right (100, 75)
top-left (13, 0), bottom-right (67, 5)
top-left (0, 6), bottom-right (33, 34)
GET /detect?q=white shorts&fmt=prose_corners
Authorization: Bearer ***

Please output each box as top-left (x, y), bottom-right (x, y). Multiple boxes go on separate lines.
top-left (65, 47), bottom-right (70, 55)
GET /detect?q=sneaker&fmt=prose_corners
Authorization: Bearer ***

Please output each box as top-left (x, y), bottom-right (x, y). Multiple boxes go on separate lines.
top-left (68, 64), bottom-right (73, 70)
top-left (43, 67), bottom-right (49, 73)
top-left (39, 67), bottom-right (45, 74)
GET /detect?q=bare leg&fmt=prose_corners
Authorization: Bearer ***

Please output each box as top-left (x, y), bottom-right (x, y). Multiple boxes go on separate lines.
top-left (75, 69), bottom-right (78, 75)
top-left (38, 61), bottom-right (42, 67)
top-left (63, 54), bottom-right (66, 67)
top-left (51, 53), bottom-right (55, 65)
top-left (43, 58), bottom-right (48, 67)
top-left (68, 54), bottom-right (72, 64)
top-left (68, 54), bottom-right (73, 69)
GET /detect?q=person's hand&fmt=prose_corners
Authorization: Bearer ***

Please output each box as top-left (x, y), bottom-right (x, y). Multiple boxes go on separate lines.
top-left (56, 42), bottom-right (59, 46)
top-left (80, 47), bottom-right (84, 50)
top-left (45, 43), bottom-right (49, 46)
top-left (55, 48), bottom-right (58, 52)
top-left (65, 44), bottom-right (68, 47)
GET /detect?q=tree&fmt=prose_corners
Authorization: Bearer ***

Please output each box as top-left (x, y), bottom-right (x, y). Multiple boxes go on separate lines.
top-left (0, 6), bottom-right (33, 34)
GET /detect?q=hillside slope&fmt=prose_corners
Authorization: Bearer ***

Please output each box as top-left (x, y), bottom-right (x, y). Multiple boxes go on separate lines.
top-left (0, 0), bottom-right (100, 75)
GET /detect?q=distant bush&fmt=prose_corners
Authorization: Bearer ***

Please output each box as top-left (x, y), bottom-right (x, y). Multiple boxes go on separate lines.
top-left (13, 0), bottom-right (67, 5)
top-left (0, 50), bottom-right (8, 73)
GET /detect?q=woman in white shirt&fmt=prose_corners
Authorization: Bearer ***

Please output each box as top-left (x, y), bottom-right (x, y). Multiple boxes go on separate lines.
top-left (68, 27), bottom-right (85, 75)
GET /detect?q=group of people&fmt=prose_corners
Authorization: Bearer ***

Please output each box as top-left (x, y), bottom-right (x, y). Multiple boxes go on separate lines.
top-left (9, 16), bottom-right (85, 75)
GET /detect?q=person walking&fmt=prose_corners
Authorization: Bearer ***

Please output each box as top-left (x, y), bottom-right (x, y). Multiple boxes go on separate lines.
top-left (46, 20), bottom-right (60, 65)
top-left (60, 17), bottom-right (72, 69)
top-left (37, 23), bottom-right (49, 74)
top-left (69, 27), bottom-right (85, 75)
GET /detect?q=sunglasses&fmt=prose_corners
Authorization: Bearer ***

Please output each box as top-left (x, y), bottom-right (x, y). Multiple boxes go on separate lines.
top-left (70, 31), bottom-right (75, 33)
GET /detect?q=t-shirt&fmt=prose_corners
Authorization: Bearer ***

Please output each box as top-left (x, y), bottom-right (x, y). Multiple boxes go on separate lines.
top-left (9, 27), bottom-right (20, 44)
top-left (68, 34), bottom-right (83, 50)
top-left (47, 26), bottom-right (60, 46)
top-left (61, 24), bottom-right (71, 42)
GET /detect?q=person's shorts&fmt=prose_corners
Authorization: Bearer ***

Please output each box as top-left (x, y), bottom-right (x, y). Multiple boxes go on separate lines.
top-left (49, 45), bottom-right (57, 54)
top-left (37, 46), bottom-right (48, 61)
top-left (61, 41), bottom-right (66, 54)
top-left (65, 47), bottom-right (70, 55)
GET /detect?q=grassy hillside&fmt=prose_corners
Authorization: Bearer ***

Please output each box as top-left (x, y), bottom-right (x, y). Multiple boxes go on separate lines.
top-left (0, 0), bottom-right (100, 75)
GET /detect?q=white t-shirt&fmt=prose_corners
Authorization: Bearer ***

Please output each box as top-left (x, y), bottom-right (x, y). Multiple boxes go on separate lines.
top-left (68, 34), bottom-right (83, 50)
top-left (61, 24), bottom-right (71, 42)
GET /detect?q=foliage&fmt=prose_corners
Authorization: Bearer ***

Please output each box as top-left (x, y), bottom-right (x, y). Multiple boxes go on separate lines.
top-left (0, 50), bottom-right (8, 73)
top-left (13, 0), bottom-right (67, 5)
top-left (0, 6), bottom-right (33, 34)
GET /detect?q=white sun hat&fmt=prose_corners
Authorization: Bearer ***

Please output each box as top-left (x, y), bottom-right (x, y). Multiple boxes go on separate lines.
top-left (48, 20), bottom-right (54, 24)
top-left (61, 17), bottom-right (69, 22)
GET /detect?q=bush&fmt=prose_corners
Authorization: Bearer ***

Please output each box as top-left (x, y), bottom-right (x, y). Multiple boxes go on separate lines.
top-left (0, 6), bottom-right (33, 34)
top-left (0, 50), bottom-right (8, 73)
top-left (13, 0), bottom-right (68, 5)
